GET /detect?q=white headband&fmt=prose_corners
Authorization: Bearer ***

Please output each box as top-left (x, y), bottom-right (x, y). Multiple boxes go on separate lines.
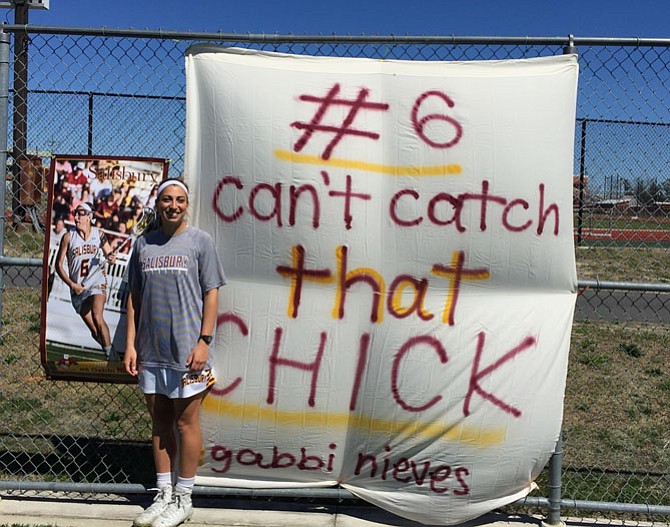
top-left (76, 202), bottom-right (93, 213)
top-left (157, 179), bottom-right (189, 196)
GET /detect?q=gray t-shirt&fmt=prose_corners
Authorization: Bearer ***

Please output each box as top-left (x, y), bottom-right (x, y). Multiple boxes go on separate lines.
top-left (128, 225), bottom-right (226, 371)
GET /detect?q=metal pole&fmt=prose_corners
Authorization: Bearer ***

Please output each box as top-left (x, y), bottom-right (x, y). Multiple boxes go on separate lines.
top-left (11, 0), bottom-right (29, 226)
top-left (562, 35), bottom-right (583, 247)
top-left (540, 36), bottom-right (576, 525)
top-left (0, 31), bottom-right (11, 325)
top-left (576, 120), bottom-right (587, 245)
top-left (541, 430), bottom-right (565, 527)
top-left (88, 93), bottom-right (93, 155)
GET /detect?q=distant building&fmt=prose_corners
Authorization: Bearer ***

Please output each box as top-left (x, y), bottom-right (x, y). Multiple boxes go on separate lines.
top-left (589, 197), bottom-right (636, 214)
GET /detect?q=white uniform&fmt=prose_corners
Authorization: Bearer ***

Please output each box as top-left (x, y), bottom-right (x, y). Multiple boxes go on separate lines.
top-left (47, 226), bottom-right (67, 295)
top-left (67, 226), bottom-right (107, 313)
top-left (49, 227), bottom-right (66, 267)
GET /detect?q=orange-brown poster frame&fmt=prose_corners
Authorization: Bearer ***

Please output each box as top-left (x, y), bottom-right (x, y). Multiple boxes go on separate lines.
top-left (40, 155), bottom-right (169, 382)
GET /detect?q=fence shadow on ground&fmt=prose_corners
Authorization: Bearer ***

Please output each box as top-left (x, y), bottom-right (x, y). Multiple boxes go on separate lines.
top-left (0, 434), bottom-right (154, 483)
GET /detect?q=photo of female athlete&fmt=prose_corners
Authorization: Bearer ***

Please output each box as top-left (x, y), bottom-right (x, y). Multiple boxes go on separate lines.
top-left (55, 202), bottom-right (120, 361)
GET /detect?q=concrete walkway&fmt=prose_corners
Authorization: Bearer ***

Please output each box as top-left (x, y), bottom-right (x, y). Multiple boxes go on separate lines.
top-left (0, 493), bottom-right (665, 527)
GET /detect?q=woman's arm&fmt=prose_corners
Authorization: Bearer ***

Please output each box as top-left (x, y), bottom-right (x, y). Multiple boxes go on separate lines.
top-left (55, 232), bottom-right (84, 295)
top-left (101, 237), bottom-right (117, 264)
top-left (200, 287), bottom-right (219, 337)
top-left (55, 232), bottom-right (70, 284)
top-left (186, 287), bottom-right (219, 372)
top-left (123, 288), bottom-right (141, 376)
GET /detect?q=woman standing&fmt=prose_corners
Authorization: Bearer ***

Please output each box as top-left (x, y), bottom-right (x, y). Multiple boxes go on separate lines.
top-left (124, 179), bottom-right (226, 527)
top-left (55, 202), bottom-right (117, 360)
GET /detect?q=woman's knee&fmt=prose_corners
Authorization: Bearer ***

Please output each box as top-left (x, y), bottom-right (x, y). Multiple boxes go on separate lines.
top-left (91, 311), bottom-right (106, 329)
top-left (176, 411), bottom-right (200, 436)
top-left (175, 403), bottom-right (203, 435)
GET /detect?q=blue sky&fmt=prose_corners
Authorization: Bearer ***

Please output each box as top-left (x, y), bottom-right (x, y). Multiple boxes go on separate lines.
top-left (6, 0), bottom-right (670, 38)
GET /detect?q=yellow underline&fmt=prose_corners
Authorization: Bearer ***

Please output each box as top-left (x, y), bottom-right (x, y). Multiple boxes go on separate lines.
top-left (203, 397), bottom-right (505, 448)
top-left (274, 150), bottom-right (462, 177)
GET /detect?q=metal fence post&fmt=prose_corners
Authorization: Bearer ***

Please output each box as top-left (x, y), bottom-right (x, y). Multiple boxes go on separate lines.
top-left (542, 429), bottom-right (565, 527)
top-left (11, 2), bottom-right (29, 227)
top-left (539, 35), bottom-right (578, 524)
top-left (575, 119), bottom-right (587, 245)
top-left (539, 35), bottom-right (578, 527)
top-left (88, 92), bottom-right (94, 155)
top-left (0, 30), bottom-right (12, 324)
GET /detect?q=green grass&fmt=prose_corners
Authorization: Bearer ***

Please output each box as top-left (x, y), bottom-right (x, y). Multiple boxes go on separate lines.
top-left (619, 342), bottom-right (643, 357)
top-left (576, 246), bottom-right (670, 282)
top-left (562, 470), bottom-right (670, 507)
top-left (564, 322), bottom-right (670, 480)
top-left (2, 353), bottom-right (20, 365)
top-left (577, 351), bottom-right (609, 367)
top-left (576, 214), bottom-right (670, 231)
top-left (1, 227), bottom-right (45, 258)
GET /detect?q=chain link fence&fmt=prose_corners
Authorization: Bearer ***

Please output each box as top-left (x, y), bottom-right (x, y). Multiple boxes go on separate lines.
top-left (0, 27), bottom-right (668, 521)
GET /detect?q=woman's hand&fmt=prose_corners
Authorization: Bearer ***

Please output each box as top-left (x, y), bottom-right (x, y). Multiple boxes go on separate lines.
top-left (186, 342), bottom-right (209, 372)
top-left (124, 347), bottom-right (138, 376)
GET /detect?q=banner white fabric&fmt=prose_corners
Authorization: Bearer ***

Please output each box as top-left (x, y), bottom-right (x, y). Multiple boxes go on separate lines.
top-left (185, 46), bottom-right (578, 525)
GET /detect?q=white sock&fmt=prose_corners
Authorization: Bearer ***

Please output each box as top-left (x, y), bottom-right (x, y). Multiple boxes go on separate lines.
top-left (175, 476), bottom-right (195, 495)
top-left (156, 472), bottom-right (172, 489)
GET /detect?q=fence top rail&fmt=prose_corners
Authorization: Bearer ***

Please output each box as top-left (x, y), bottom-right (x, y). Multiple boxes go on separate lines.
top-left (0, 24), bottom-right (669, 47)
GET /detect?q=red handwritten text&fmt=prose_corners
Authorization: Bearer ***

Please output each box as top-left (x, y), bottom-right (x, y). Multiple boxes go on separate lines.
top-left (214, 312), bottom-right (535, 418)
top-left (212, 175), bottom-right (560, 236)
top-left (291, 83), bottom-right (390, 160)
top-left (210, 443), bottom-right (337, 474)
top-left (354, 445), bottom-right (470, 495)
top-left (276, 245), bottom-right (489, 325)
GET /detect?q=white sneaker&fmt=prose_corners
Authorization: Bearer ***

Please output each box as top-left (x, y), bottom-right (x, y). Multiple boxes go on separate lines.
top-left (133, 486), bottom-right (172, 527)
top-left (152, 491), bottom-right (193, 527)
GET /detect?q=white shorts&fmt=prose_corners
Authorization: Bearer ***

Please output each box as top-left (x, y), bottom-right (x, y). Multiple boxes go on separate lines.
top-left (138, 366), bottom-right (216, 399)
top-left (71, 287), bottom-right (105, 314)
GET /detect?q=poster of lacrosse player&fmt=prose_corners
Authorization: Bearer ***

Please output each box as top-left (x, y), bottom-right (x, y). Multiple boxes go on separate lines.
top-left (40, 155), bottom-right (168, 382)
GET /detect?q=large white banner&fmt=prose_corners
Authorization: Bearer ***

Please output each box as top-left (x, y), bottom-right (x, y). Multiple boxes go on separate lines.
top-left (185, 46), bottom-right (578, 525)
